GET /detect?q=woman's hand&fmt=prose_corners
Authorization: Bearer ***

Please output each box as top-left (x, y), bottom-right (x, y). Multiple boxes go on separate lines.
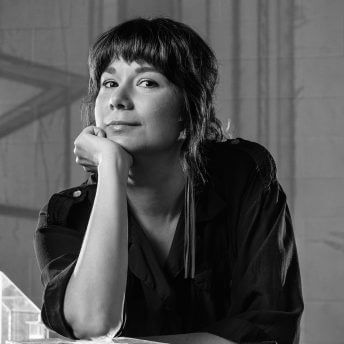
top-left (67, 125), bottom-right (131, 338)
top-left (73, 126), bottom-right (133, 173)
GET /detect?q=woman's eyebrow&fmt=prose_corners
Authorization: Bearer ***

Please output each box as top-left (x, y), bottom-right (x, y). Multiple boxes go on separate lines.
top-left (134, 66), bottom-right (159, 74)
top-left (103, 66), bottom-right (116, 75)
top-left (103, 66), bottom-right (159, 75)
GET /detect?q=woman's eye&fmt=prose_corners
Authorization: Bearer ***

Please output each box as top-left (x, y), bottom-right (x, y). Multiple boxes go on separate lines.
top-left (138, 80), bottom-right (158, 88)
top-left (102, 80), bottom-right (117, 88)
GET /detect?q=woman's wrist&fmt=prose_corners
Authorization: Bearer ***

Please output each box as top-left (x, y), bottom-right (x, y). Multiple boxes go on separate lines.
top-left (98, 154), bottom-right (130, 180)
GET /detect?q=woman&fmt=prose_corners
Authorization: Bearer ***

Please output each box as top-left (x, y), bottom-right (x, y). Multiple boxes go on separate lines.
top-left (34, 17), bottom-right (303, 344)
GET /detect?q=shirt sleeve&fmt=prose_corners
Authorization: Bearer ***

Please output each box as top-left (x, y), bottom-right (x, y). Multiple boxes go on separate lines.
top-left (206, 162), bottom-right (304, 343)
top-left (34, 199), bottom-right (83, 339)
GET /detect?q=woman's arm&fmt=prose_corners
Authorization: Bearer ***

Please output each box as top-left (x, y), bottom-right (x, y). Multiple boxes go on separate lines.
top-left (203, 144), bottom-right (303, 343)
top-left (143, 332), bottom-right (236, 344)
top-left (63, 128), bottom-right (132, 339)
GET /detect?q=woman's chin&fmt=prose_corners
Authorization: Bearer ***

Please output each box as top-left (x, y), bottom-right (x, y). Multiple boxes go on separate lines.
top-left (105, 134), bottom-right (181, 156)
top-left (105, 135), bottom-right (141, 154)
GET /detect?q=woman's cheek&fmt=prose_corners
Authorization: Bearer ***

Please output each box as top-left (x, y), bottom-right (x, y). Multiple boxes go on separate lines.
top-left (94, 97), bottom-right (107, 127)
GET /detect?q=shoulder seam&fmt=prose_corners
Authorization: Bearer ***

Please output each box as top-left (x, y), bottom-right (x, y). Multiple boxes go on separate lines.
top-left (229, 138), bottom-right (277, 189)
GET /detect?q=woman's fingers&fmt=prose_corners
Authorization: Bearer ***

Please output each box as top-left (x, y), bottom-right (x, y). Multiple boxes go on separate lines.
top-left (75, 156), bottom-right (95, 167)
top-left (94, 127), bottom-right (106, 138)
top-left (81, 125), bottom-right (106, 137)
top-left (73, 126), bottom-right (105, 162)
top-left (76, 157), bottom-right (97, 172)
top-left (82, 165), bottom-right (97, 173)
top-left (74, 125), bottom-right (133, 172)
top-left (81, 125), bottom-right (97, 135)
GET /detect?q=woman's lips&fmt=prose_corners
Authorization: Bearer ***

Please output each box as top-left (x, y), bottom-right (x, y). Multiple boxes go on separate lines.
top-left (107, 121), bottom-right (140, 125)
top-left (105, 121), bottom-right (140, 132)
top-left (106, 120), bottom-right (140, 126)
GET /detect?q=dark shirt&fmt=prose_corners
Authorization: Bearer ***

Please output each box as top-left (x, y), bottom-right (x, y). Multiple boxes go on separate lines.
top-left (34, 138), bottom-right (304, 344)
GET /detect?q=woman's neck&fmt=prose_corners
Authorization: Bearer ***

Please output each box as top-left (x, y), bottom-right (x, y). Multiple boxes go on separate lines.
top-left (126, 150), bottom-right (186, 221)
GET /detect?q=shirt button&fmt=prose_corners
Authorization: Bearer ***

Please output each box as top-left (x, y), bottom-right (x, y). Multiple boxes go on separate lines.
top-left (73, 190), bottom-right (82, 198)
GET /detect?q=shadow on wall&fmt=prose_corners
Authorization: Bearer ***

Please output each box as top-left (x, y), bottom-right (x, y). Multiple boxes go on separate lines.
top-left (0, 53), bottom-right (87, 219)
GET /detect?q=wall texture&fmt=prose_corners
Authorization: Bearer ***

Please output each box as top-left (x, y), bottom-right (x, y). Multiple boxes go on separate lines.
top-left (0, 1), bottom-right (343, 343)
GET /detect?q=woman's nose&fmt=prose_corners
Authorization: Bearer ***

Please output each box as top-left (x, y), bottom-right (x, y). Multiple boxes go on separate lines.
top-left (109, 87), bottom-right (133, 110)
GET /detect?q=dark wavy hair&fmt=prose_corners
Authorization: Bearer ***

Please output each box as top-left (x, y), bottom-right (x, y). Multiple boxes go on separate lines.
top-left (82, 17), bottom-right (224, 185)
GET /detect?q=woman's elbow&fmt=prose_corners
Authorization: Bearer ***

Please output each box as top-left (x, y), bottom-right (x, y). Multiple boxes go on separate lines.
top-left (68, 312), bottom-right (122, 339)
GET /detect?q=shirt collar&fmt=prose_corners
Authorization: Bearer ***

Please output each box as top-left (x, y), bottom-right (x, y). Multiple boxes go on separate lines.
top-left (86, 172), bottom-right (226, 222)
top-left (86, 172), bottom-right (227, 224)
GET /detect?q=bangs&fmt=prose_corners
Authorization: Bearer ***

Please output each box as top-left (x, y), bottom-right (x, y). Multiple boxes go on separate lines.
top-left (90, 19), bottom-right (185, 86)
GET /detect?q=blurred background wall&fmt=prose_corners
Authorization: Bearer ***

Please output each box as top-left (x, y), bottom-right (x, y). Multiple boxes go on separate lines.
top-left (0, 0), bottom-right (343, 343)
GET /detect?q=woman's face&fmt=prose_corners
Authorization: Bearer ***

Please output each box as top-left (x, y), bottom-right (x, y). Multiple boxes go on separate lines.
top-left (94, 58), bottom-right (184, 155)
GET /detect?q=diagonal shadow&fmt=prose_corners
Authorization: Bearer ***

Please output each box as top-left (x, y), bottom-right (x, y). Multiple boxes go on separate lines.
top-left (0, 52), bottom-right (88, 219)
top-left (0, 53), bottom-right (87, 138)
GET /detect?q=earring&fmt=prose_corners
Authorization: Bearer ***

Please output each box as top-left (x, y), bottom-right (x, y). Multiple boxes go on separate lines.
top-left (178, 129), bottom-right (186, 140)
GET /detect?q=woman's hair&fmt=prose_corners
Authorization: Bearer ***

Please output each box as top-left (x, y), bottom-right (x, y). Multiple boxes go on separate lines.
top-left (82, 17), bottom-right (224, 185)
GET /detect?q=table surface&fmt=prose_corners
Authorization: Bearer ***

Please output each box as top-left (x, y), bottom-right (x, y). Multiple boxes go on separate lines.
top-left (6, 337), bottom-right (166, 344)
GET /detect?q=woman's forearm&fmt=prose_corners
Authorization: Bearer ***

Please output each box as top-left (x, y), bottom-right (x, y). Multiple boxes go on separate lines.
top-left (142, 332), bottom-right (236, 344)
top-left (64, 158), bottom-right (128, 339)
